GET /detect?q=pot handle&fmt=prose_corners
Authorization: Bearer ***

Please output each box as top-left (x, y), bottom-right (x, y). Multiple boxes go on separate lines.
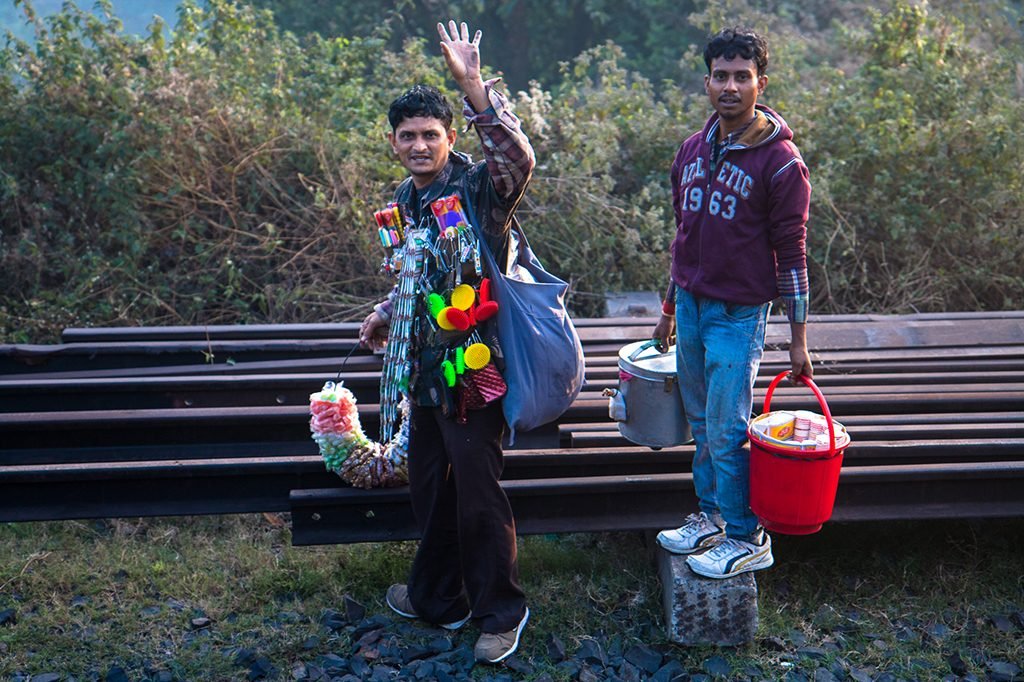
top-left (628, 339), bottom-right (673, 362)
top-left (762, 371), bottom-right (837, 456)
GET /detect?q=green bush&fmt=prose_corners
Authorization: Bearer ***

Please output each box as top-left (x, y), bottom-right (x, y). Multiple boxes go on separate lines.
top-left (795, 3), bottom-right (1024, 312)
top-left (1, 0), bottom-right (1022, 342)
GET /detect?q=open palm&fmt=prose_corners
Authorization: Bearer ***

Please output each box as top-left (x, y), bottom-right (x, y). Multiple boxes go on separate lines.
top-left (437, 20), bottom-right (481, 85)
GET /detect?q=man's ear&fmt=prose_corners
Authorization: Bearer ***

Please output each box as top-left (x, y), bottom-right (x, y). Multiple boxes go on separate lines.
top-left (447, 128), bottom-right (457, 146)
top-left (387, 131), bottom-right (397, 154)
top-left (757, 74), bottom-right (768, 95)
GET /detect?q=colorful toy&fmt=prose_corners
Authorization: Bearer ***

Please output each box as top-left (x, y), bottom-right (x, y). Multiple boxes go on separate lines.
top-left (426, 292), bottom-right (446, 318)
top-left (450, 283), bottom-right (475, 310)
top-left (430, 194), bottom-right (471, 232)
top-left (475, 277), bottom-right (499, 321)
top-left (441, 360), bottom-right (457, 387)
top-left (464, 342), bottom-right (491, 370)
top-left (441, 306), bottom-right (471, 331)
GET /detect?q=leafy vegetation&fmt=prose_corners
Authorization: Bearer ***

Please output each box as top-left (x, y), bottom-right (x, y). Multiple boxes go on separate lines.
top-left (1, 0), bottom-right (1023, 341)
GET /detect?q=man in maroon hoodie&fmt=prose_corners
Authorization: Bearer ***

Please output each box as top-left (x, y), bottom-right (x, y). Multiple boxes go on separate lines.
top-left (653, 27), bottom-right (813, 579)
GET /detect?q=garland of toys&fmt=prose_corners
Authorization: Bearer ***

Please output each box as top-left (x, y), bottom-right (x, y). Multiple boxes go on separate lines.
top-left (309, 194), bottom-right (505, 488)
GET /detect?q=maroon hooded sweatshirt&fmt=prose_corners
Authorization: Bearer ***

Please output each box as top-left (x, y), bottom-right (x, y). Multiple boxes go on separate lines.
top-left (670, 103), bottom-right (810, 306)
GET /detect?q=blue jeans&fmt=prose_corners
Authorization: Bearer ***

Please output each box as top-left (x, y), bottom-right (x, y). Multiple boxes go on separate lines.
top-left (675, 289), bottom-right (770, 540)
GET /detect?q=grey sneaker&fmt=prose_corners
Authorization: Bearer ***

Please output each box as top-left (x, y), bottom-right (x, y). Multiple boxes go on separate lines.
top-left (656, 512), bottom-right (726, 554)
top-left (685, 530), bottom-right (774, 579)
top-left (385, 584), bottom-right (470, 631)
top-left (474, 607), bottom-right (530, 664)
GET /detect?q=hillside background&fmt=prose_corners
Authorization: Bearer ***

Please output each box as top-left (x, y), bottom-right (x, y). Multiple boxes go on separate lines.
top-left (1, 0), bottom-right (1023, 342)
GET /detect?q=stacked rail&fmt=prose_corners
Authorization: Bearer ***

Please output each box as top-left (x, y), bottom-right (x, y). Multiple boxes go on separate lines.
top-left (1, 312), bottom-right (1022, 544)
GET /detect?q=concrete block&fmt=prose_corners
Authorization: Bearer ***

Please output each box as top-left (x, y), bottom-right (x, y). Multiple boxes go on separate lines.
top-left (657, 548), bottom-right (758, 646)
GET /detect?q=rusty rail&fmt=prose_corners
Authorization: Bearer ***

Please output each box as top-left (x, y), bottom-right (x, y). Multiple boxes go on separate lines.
top-left (0, 312), bottom-right (1022, 540)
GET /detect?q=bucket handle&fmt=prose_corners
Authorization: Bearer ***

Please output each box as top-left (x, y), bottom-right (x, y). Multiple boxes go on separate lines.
top-left (762, 371), bottom-right (838, 456)
top-left (628, 339), bottom-right (672, 362)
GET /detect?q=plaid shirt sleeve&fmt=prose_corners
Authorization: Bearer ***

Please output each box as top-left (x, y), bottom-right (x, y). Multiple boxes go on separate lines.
top-left (463, 79), bottom-right (535, 202)
top-left (777, 267), bottom-right (809, 324)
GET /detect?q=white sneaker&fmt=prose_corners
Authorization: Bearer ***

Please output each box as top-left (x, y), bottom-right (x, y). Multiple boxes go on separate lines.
top-left (685, 530), bottom-right (774, 579)
top-left (656, 512), bottom-right (726, 555)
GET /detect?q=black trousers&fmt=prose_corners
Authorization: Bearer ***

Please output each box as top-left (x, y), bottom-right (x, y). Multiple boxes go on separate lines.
top-left (405, 401), bottom-right (527, 633)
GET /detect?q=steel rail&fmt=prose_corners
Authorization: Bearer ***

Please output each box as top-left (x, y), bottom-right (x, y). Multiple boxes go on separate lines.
top-left (287, 460), bottom-right (1024, 545)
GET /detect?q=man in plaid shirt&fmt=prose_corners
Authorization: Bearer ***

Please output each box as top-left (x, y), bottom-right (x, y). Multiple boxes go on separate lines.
top-left (359, 20), bottom-right (533, 664)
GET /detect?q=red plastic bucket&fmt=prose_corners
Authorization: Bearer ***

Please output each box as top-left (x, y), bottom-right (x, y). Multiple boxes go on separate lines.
top-left (748, 371), bottom-right (849, 535)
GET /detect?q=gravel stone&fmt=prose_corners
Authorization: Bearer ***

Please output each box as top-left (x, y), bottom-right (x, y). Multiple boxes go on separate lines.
top-left (545, 633), bottom-right (566, 662)
top-left (424, 635), bottom-right (452, 654)
top-left (893, 625), bottom-right (917, 642)
top-left (30, 674), bottom-right (61, 682)
top-left (988, 660), bottom-right (1022, 682)
top-left (104, 667), bottom-right (130, 682)
top-left (320, 609), bottom-right (347, 631)
top-left (234, 648), bottom-right (257, 666)
top-left (350, 654), bottom-right (370, 677)
top-left (651, 658), bottom-right (686, 682)
top-left (947, 652), bottom-right (969, 676)
top-left (624, 643), bottom-right (662, 674)
top-left (577, 638), bottom-right (607, 667)
top-left (702, 654), bottom-right (731, 678)
top-left (318, 653), bottom-right (347, 674)
top-left (504, 657), bottom-right (534, 676)
top-left (352, 615), bottom-right (391, 638)
top-left (343, 596), bottom-right (366, 624)
top-left (990, 615), bottom-right (1015, 633)
top-left (369, 664), bottom-right (398, 681)
top-left (554, 659), bottom-right (581, 678)
top-left (400, 645), bottom-right (433, 663)
top-left (760, 635), bottom-right (788, 651)
top-left (0, 609), bottom-right (17, 626)
top-left (248, 657), bottom-right (277, 680)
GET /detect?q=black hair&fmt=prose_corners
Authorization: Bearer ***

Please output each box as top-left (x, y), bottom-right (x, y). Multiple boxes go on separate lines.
top-left (703, 27), bottom-right (769, 76)
top-left (387, 85), bottom-right (454, 131)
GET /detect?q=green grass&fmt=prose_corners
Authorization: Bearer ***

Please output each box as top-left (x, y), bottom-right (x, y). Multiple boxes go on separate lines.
top-left (0, 516), bottom-right (1021, 680)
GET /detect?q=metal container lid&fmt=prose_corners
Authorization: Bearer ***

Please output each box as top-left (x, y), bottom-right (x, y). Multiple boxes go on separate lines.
top-left (618, 340), bottom-right (677, 381)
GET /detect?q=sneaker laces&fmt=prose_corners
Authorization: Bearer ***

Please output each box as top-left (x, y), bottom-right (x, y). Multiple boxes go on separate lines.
top-left (702, 537), bottom-right (748, 561)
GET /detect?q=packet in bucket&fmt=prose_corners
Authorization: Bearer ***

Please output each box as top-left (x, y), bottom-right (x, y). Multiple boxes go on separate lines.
top-left (748, 371), bottom-right (851, 535)
top-left (749, 409), bottom-right (850, 452)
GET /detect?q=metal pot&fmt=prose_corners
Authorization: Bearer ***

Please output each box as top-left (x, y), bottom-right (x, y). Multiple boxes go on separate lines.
top-left (604, 340), bottom-right (692, 449)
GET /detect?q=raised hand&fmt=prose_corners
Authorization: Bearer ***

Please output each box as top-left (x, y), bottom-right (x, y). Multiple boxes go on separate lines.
top-left (437, 20), bottom-right (482, 88)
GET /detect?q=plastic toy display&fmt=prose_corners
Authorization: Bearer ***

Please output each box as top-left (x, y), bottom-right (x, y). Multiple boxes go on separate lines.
top-left (307, 194), bottom-right (512, 488)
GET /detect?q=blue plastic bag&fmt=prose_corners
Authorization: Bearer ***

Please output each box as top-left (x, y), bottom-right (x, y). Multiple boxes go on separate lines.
top-left (475, 225), bottom-right (585, 443)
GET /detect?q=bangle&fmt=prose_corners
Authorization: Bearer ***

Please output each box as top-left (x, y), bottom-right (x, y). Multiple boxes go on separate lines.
top-left (661, 300), bottom-right (675, 317)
